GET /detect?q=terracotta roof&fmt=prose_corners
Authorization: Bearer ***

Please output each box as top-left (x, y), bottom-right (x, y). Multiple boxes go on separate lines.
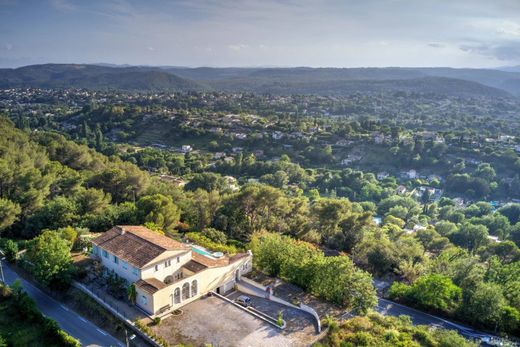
top-left (135, 278), bottom-right (167, 294)
top-left (92, 225), bottom-right (188, 268)
top-left (182, 260), bottom-right (207, 273)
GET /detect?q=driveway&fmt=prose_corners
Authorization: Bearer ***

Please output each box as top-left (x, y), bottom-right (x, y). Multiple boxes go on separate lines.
top-left (1, 259), bottom-right (123, 347)
top-left (149, 295), bottom-right (294, 347)
top-left (227, 290), bottom-right (318, 346)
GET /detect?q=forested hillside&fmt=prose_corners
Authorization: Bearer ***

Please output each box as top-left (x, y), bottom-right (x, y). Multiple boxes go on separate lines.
top-left (1, 64), bottom-right (518, 97)
top-left (1, 112), bottom-right (519, 338)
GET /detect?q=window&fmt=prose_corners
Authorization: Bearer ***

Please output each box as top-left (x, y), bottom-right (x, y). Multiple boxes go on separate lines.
top-left (154, 264), bottom-right (159, 272)
top-left (122, 261), bottom-right (128, 270)
top-left (176, 256), bottom-right (180, 263)
top-left (102, 249), bottom-right (108, 258)
top-left (174, 288), bottom-right (181, 304)
top-left (92, 245), bottom-right (98, 255)
top-left (140, 295), bottom-right (147, 305)
top-left (191, 280), bottom-right (198, 297)
top-left (182, 282), bottom-right (190, 300)
top-left (165, 259), bottom-right (171, 267)
top-left (175, 272), bottom-right (183, 280)
top-left (113, 255), bottom-right (118, 264)
top-left (132, 267), bottom-right (139, 276)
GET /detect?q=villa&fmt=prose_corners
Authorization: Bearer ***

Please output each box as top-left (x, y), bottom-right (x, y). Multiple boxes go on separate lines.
top-left (91, 225), bottom-right (252, 316)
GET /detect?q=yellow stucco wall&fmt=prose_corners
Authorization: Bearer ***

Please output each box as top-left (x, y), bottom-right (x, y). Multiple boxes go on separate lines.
top-left (137, 255), bottom-right (253, 315)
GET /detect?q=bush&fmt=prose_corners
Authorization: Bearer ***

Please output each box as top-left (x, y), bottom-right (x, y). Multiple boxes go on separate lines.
top-left (203, 228), bottom-right (227, 244)
top-left (3, 239), bottom-right (18, 263)
top-left (185, 232), bottom-right (239, 254)
top-left (249, 232), bottom-right (377, 313)
top-left (389, 274), bottom-right (462, 314)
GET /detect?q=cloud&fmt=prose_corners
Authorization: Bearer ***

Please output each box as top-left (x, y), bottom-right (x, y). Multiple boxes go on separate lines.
top-left (460, 42), bottom-right (520, 61)
top-left (2, 42), bottom-right (13, 51)
top-left (428, 42), bottom-right (445, 48)
top-left (49, 0), bottom-right (77, 12)
top-left (227, 44), bottom-right (249, 51)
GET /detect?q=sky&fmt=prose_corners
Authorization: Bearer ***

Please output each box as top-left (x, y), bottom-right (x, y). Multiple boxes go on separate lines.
top-left (1, 0), bottom-right (520, 68)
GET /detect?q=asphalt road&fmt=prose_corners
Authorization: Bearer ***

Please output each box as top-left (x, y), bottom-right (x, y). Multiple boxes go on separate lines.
top-left (1, 259), bottom-right (124, 347)
top-left (374, 297), bottom-right (500, 344)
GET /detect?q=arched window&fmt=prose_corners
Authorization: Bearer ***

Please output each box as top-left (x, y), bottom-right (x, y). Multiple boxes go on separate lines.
top-left (174, 287), bottom-right (181, 304)
top-left (164, 275), bottom-right (173, 285)
top-left (191, 280), bottom-right (198, 297)
top-left (182, 282), bottom-right (190, 300)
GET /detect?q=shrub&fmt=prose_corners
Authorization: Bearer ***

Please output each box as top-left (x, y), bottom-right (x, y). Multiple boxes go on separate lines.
top-left (249, 232), bottom-right (377, 313)
top-left (277, 311), bottom-right (283, 327)
top-left (203, 228), bottom-right (227, 244)
top-left (3, 239), bottom-right (18, 263)
top-left (185, 232), bottom-right (239, 255)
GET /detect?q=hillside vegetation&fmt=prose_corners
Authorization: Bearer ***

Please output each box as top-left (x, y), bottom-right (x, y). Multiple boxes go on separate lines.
top-left (1, 64), bottom-right (518, 97)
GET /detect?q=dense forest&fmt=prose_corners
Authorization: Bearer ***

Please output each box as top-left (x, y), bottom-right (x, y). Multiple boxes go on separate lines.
top-left (0, 111), bottom-right (519, 341)
top-left (1, 85), bottom-right (520, 345)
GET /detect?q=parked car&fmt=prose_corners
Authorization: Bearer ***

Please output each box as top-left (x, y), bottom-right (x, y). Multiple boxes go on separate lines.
top-left (236, 295), bottom-right (252, 307)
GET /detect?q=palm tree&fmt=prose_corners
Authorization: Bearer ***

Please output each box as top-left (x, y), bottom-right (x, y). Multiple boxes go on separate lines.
top-left (127, 284), bottom-right (137, 304)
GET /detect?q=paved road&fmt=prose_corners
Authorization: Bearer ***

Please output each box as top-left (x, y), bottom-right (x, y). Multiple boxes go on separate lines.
top-left (1, 260), bottom-right (124, 347)
top-left (374, 297), bottom-right (500, 345)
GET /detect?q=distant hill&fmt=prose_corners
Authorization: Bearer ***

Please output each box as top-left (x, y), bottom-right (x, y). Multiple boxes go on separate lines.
top-left (0, 64), bottom-right (204, 91)
top-left (0, 64), bottom-right (516, 97)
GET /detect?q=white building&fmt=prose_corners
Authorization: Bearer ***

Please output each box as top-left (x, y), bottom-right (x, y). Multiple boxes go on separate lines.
top-left (92, 226), bottom-right (252, 316)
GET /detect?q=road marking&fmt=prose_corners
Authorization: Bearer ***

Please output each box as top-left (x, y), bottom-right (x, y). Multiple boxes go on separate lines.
top-left (96, 328), bottom-right (108, 336)
top-left (78, 316), bottom-right (87, 323)
top-left (60, 304), bottom-right (70, 312)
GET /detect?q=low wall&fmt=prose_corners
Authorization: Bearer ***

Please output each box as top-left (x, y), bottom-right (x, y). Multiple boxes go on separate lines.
top-left (72, 281), bottom-right (161, 347)
top-left (238, 278), bottom-right (321, 333)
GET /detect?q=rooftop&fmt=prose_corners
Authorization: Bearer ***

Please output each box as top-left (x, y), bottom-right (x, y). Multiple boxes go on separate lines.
top-left (92, 225), bottom-right (189, 268)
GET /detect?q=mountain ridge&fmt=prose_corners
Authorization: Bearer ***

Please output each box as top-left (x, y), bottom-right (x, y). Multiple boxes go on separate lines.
top-left (0, 64), bottom-right (517, 97)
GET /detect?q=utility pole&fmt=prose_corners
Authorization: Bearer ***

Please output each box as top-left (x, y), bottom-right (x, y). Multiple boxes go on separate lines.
top-left (125, 329), bottom-right (135, 347)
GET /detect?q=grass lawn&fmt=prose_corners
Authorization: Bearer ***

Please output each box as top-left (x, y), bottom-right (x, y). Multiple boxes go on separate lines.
top-left (0, 298), bottom-right (56, 346)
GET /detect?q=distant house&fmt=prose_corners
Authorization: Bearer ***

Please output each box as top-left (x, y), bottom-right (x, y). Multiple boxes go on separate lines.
top-left (377, 172), bottom-right (389, 180)
top-left (406, 169), bottom-right (417, 179)
top-left (213, 152), bottom-right (226, 159)
top-left (487, 235), bottom-right (501, 243)
top-left (396, 185), bottom-right (407, 195)
top-left (159, 175), bottom-right (186, 187)
top-left (372, 132), bottom-right (386, 144)
top-left (181, 145), bottom-right (192, 153)
top-left (92, 226), bottom-right (252, 316)
top-left (223, 176), bottom-right (239, 191)
top-left (453, 197), bottom-right (465, 207)
top-left (234, 133), bottom-right (247, 140)
top-left (272, 131), bottom-right (284, 140)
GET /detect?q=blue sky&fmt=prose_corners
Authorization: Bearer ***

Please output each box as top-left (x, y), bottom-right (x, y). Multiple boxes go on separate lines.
top-left (1, 0), bottom-right (520, 68)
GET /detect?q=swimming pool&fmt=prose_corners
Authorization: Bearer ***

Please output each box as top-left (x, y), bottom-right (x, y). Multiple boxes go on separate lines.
top-left (191, 245), bottom-right (224, 259)
top-left (192, 245), bottom-right (215, 258)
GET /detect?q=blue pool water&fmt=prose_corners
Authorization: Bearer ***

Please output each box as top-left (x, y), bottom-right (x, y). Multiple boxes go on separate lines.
top-left (192, 245), bottom-right (213, 257)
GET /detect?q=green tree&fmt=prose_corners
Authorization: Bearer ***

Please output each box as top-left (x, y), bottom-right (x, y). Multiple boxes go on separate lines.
top-left (26, 230), bottom-right (74, 288)
top-left (0, 198), bottom-right (21, 233)
top-left (136, 194), bottom-right (181, 232)
top-left (462, 282), bottom-right (506, 329)
top-left (449, 223), bottom-right (490, 253)
top-left (3, 239), bottom-right (18, 263)
top-left (390, 274), bottom-right (462, 313)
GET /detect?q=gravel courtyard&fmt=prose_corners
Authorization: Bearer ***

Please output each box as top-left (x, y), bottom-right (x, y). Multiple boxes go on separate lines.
top-left (149, 295), bottom-right (296, 347)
